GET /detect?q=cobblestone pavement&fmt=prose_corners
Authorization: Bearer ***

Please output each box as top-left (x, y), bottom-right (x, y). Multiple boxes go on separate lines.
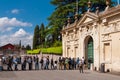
top-left (0, 70), bottom-right (120, 80)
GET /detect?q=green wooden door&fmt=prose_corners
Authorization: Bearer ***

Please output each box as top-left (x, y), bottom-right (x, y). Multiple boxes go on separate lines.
top-left (87, 37), bottom-right (93, 69)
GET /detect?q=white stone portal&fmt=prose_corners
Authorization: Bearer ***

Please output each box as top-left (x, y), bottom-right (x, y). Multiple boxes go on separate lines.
top-left (61, 5), bottom-right (120, 72)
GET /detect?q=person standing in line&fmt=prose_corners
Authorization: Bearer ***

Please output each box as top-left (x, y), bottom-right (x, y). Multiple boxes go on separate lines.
top-left (68, 57), bottom-right (71, 70)
top-left (43, 56), bottom-right (47, 70)
top-left (46, 56), bottom-right (49, 70)
top-left (13, 56), bottom-right (18, 71)
top-left (7, 56), bottom-right (13, 71)
top-left (54, 59), bottom-right (57, 70)
top-left (28, 57), bottom-right (32, 70)
top-left (62, 57), bottom-right (65, 70)
top-left (35, 56), bottom-right (39, 70)
top-left (76, 57), bottom-right (80, 69)
top-left (22, 57), bottom-right (27, 70)
top-left (40, 57), bottom-right (43, 70)
top-left (50, 58), bottom-right (54, 70)
top-left (58, 57), bottom-right (62, 70)
top-left (79, 59), bottom-right (84, 73)
top-left (73, 58), bottom-right (76, 70)
top-left (0, 57), bottom-right (3, 71)
top-left (65, 57), bottom-right (69, 70)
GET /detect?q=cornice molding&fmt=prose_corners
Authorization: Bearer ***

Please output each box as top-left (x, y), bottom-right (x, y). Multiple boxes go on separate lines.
top-left (100, 5), bottom-right (120, 19)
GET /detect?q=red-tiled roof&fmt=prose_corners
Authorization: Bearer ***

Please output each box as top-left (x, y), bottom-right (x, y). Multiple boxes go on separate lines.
top-left (0, 43), bottom-right (15, 50)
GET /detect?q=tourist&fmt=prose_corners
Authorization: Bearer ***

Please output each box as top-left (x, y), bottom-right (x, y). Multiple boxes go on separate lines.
top-left (50, 58), bottom-right (54, 70)
top-left (35, 56), bottom-right (39, 70)
top-left (76, 57), bottom-right (80, 69)
top-left (54, 59), bottom-right (57, 70)
top-left (7, 56), bottom-right (13, 71)
top-left (43, 56), bottom-right (47, 69)
top-left (65, 57), bottom-right (69, 70)
top-left (21, 57), bottom-right (27, 70)
top-left (40, 57), bottom-right (44, 70)
top-left (79, 59), bottom-right (84, 73)
top-left (13, 56), bottom-right (18, 71)
top-left (62, 57), bottom-right (65, 70)
top-left (58, 57), bottom-right (62, 70)
top-left (28, 57), bottom-right (33, 70)
top-left (46, 56), bottom-right (49, 70)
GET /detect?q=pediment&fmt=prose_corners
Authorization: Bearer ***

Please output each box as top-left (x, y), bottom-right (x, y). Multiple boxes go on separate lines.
top-left (77, 12), bottom-right (98, 26)
top-left (83, 17), bottom-right (93, 23)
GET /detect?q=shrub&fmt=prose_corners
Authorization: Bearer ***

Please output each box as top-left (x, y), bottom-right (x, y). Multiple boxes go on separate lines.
top-left (41, 46), bottom-right (62, 55)
top-left (53, 40), bottom-right (62, 47)
top-left (27, 46), bottom-right (62, 55)
top-left (27, 49), bottom-right (40, 54)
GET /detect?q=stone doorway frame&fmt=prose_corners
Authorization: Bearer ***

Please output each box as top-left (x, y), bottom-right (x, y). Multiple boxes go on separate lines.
top-left (84, 35), bottom-right (94, 69)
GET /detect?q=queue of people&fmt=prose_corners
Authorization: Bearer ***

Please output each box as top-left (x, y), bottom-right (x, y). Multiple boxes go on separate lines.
top-left (1, 55), bottom-right (86, 73)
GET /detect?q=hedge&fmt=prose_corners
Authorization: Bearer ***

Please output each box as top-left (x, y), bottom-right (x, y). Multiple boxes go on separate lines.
top-left (27, 49), bottom-right (40, 54)
top-left (27, 46), bottom-right (62, 55)
top-left (41, 46), bottom-right (62, 55)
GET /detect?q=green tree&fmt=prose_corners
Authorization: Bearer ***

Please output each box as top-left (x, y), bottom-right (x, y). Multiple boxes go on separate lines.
top-left (39, 23), bottom-right (45, 47)
top-left (33, 25), bottom-right (40, 49)
top-left (26, 44), bottom-right (31, 50)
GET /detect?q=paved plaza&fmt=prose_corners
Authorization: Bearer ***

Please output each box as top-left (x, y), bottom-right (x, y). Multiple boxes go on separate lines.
top-left (0, 70), bottom-right (120, 80)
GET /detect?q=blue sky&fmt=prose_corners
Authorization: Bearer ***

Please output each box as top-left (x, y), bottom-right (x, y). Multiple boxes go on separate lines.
top-left (0, 0), bottom-right (54, 47)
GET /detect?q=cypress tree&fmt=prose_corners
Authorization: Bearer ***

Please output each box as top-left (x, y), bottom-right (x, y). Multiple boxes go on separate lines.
top-left (33, 25), bottom-right (40, 49)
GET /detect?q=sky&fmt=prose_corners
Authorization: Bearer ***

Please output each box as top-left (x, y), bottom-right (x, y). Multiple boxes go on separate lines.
top-left (0, 0), bottom-right (55, 47)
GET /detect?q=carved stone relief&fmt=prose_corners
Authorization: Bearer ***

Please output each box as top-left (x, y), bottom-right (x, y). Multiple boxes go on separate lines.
top-left (92, 25), bottom-right (98, 34)
top-left (102, 34), bottom-right (111, 41)
top-left (116, 21), bottom-right (120, 31)
top-left (103, 22), bottom-right (120, 34)
top-left (103, 24), bottom-right (114, 34)
top-left (75, 39), bottom-right (79, 44)
top-left (81, 24), bottom-right (94, 38)
top-left (67, 36), bottom-right (70, 41)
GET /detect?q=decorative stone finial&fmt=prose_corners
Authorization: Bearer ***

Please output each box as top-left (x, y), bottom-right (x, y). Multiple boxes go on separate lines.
top-left (75, 12), bottom-right (78, 22)
top-left (87, 0), bottom-right (91, 12)
top-left (67, 17), bottom-right (70, 25)
top-left (67, 17), bottom-right (70, 23)
top-left (105, 0), bottom-right (111, 10)
top-left (106, 0), bottom-right (111, 6)
top-left (96, 7), bottom-right (99, 14)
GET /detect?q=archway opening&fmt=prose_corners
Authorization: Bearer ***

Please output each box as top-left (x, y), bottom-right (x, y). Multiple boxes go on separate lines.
top-left (84, 36), bottom-right (94, 69)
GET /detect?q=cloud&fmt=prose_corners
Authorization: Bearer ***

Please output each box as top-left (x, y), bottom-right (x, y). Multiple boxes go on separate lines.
top-left (11, 9), bottom-right (19, 14)
top-left (0, 28), bottom-right (33, 47)
top-left (0, 17), bottom-right (32, 32)
top-left (13, 28), bottom-right (28, 37)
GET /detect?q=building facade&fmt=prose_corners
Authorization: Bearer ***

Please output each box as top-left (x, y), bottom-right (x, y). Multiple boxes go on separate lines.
top-left (0, 43), bottom-right (25, 56)
top-left (61, 3), bottom-right (120, 72)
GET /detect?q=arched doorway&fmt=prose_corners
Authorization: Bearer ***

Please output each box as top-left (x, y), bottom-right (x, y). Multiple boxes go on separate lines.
top-left (84, 36), bottom-right (94, 69)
